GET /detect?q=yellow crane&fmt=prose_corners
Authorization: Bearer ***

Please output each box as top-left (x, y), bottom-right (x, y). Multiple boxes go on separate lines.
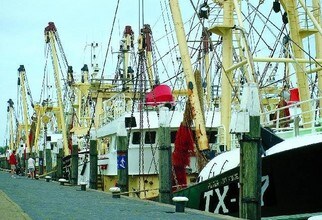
top-left (7, 99), bottom-right (15, 150)
top-left (17, 65), bottom-right (31, 154)
top-left (44, 22), bottom-right (70, 156)
top-left (169, 0), bottom-right (209, 152)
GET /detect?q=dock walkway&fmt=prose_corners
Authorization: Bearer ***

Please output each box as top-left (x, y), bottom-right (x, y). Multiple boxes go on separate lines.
top-left (0, 171), bottom-right (241, 220)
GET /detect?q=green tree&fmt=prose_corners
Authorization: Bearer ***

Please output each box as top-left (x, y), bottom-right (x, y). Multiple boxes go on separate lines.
top-left (0, 146), bottom-right (8, 154)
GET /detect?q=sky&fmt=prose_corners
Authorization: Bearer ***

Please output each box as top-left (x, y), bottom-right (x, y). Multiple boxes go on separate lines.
top-left (1, 1), bottom-right (317, 147)
top-left (0, 0), bottom-right (192, 146)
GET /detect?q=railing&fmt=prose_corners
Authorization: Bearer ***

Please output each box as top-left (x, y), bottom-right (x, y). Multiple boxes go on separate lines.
top-left (298, 4), bottom-right (315, 30)
top-left (99, 93), bottom-right (128, 127)
top-left (261, 97), bottom-right (322, 134)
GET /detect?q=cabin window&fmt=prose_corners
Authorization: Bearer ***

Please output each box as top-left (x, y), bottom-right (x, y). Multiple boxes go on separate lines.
top-left (105, 136), bottom-right (113, 153)
top-left (132, 132), bottom-right (141, 145)
top-left (207, 131), bottom-right (217, 143)
top-left (170, 131), bottom-right (177, 143)
top-left (145, 131), bottom-right (156, 144)
top-left (111, 136), bottom-right (116, 151)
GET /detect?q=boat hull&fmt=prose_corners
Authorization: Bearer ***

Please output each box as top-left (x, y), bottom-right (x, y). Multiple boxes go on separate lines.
top-left (174, 141), bottom-right (322, 217)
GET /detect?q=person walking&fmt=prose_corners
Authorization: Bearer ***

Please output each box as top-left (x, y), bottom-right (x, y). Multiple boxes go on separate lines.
top-left (8, 150), bottom-right (17, 178)
top-left (28, 154), bottom-right (36, 179)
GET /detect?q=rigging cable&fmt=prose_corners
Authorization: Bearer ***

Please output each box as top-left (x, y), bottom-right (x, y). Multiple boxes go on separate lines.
top-left (4, 104), bottom-right (10, 147)
top-left (303, 0), bottom-right (314, 98)
top-left (86, 0), bottom-right (121, 137)
top-left (160, 0), bottom-right (181, 89)
top-left (39, 46), bottom-right (50, 104)
top-left (247, 1), bottom-right (322, 102)
top-left (248, 3), bottom-right (321, 69)
top-left (259, 25), bottom-right (286, 86)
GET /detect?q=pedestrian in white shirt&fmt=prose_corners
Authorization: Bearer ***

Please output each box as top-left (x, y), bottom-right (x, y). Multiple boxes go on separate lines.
top-left (28, 154), bottom-right (36, 179)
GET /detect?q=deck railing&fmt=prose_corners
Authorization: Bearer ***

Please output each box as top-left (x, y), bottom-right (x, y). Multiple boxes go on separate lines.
top-left (99, 93), bottom-right (128, 127)
top-left (260, 97), bottom-right (322, 134)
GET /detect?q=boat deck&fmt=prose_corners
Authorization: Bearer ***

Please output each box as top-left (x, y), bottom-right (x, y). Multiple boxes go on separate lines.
top-left (0, 170), bottom-right (241, 220)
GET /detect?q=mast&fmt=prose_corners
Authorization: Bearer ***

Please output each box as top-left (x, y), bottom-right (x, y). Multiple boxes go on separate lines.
top-left (169, 0), bottom-right (209, 151)
top-left (209, 0), bottom-right (234, 150)
top-left (122, 26), bottom-right (134, 90)
top-left (44, 22), bottom-right (69, 156)
top-left (201, 29), bottom-right (212, 108)
top-left (139, 24), bottom-right (154, 88)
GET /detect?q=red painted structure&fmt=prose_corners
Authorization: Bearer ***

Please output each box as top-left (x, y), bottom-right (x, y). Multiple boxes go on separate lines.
top-left (145, 85), bottom-right (174, 106)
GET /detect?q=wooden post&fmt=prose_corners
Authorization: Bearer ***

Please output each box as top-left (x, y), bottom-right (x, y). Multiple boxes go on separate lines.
top-left (239, 83), bottom-right (261, 220)
top-left (240, 116), bottom-right (261, 219)
top-left (45, 148), bottom-right (52, 177)
top-left (17, 153), bottom-right (22, 172)
top-left (40, 125), bottom-right (47, 175)
top-left (7, 156), bottom-right (10, 170)
top-left (89, 139), bottom-right (98, 189)
top-left (56, 148), bottom-right (63, 179)
top-left (71, 143), bottom-right (78, 185)
top-left (117, 131), bottom-right (128, 193)
top-left (158, 107), bottom-right (172, 204)
top-left (22, 144), bottom-right (27, 174)
top-left (39, 150), bottom-right (44, 175)
top-left (26, 153), bottom-right (30, 176)
top-left (24, 153), bottom-right (28, 175)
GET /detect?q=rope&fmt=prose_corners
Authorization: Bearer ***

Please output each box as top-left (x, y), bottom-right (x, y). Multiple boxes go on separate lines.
top-left (86, 0), bottom-right (121, 141)
top-left (112, 187), bottom-right (160, 196)
top-left (54, 31), bottom-right (69, 69)
top-left (160, 0), bottom-right (180, 88)
top-left (303, 0), bottom-right (314, 98)
top-left (38, 169), bottom-right (57, 178)
top-left (137, 51), bottom-right (146, 198)
top-left (39, 46), bottom-right (50, 104)
top-left (4, 106), bottom-right (10, 146)
top-left (24, 74), bottom-right (35, 109)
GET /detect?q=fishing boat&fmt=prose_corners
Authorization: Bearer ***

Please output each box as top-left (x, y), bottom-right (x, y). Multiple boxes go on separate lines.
top-left (79, 24), bottom-right (222, 198)
top-left (3, 0), bottom-right (322, 218)
top-left (170, 0), bottom-right (322, 218)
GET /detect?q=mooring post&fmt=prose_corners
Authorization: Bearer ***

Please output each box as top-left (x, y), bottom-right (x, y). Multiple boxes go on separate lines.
top-left (80, 182), bottom-right (87, 191)
top-left (158, 107), bottom-right (172, 204)
top-left (109, 187), bottom-right (121, 198)
top-left (39, 150), bottom-right (44, 175)
top-left (172, 196), bottom-right (189, 212)
top-left (117, 124), bottom-right (129, 193)
top-left (56, 147), bottom-right (63, 179)
top-left (239, 83), bottom-right (261, 220)
top-left (45, 145), bottom-right (52, 178)
top-left (89, 139), bottom-right (98, 189)
top-left (22, 144), bottom-right (27, 175)
top-left (71, 136), bottom-right (78, 185)
top-left (17, 151), bottom-right (23, 173)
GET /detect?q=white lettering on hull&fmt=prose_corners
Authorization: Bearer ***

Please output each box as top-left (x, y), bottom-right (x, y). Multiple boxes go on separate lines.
top-left (203, 175), bottom-right (269, 214)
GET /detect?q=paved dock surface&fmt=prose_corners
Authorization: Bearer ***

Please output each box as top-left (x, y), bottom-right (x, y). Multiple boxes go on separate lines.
top-left (0, 171), bottom-right (241, 220)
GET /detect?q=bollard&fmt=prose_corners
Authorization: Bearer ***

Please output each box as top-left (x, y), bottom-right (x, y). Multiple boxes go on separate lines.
top-left (59, 178), bottom-right (67, 186)
top-left (172, 196), bottom-right (189, 213)
top-left (45, 176), bottom-right (52, 182)
top-left (109, 187), bottom-right (121, 198)
top-left (80, 182), bottom-right (87, 191)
